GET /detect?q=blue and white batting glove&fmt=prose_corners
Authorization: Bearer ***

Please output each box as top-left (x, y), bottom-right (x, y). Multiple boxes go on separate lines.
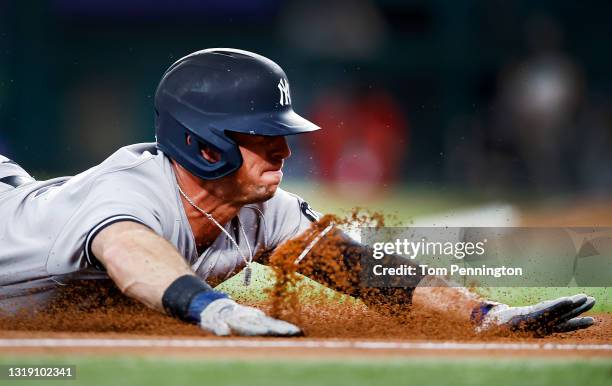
top-left (198, 298), bottom-right (302, 337)
top-left (474, 294), bottom-right (595, 335)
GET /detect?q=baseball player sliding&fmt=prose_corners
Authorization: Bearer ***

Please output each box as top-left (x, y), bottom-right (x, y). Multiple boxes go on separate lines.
top-left (0, 49), bottom-right (595, 336)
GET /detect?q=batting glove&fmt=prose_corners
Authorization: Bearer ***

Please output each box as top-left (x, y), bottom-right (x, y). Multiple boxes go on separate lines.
top-left (476, 294), bottom-right (595, 335)
top-left (199, 298), bottom-right (302, 337)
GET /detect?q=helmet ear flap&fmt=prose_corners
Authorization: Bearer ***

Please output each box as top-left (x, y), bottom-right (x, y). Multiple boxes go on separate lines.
top-left (188, 132), bottom-right (225, 165)
top-left (184, 126), bottom-right (243, 180)
top-left (155, 108), bottom-right (243, 180)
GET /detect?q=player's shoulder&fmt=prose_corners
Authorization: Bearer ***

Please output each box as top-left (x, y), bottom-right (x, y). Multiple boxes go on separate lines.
top-left (241, 188), bottom-right (295, 216)
top-left (97, 143), bottom-right (160, 172)
top-left (68, 142), bottom-right (173, 197)
top-left (245, 187), bottom-right (320, 222)
top-left (259, 187), bottom-right (301, 209)
top-left (82, 142), bottom-right (172, 184)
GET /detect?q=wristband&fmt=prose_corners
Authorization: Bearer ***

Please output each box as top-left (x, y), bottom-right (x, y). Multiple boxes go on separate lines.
top-left (186, 291), bottom-right (230, 323)
top-left (162, 275), bottom-right (227, 322)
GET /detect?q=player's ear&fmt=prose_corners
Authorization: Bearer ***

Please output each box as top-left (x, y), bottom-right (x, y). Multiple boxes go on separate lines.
top-left (200, 147), bottom-right (221, 163)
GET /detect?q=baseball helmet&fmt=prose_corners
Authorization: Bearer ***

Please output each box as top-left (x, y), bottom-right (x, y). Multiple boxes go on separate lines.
top-left (154, 48), bottom-right (320, 180)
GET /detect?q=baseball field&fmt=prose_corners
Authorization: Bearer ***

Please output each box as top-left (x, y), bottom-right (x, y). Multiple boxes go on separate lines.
top-left (1, 185), bottom-right (610, 386)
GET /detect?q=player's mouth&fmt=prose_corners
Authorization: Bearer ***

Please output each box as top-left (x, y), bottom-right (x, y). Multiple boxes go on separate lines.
top-left (262, 168), bottom-right (283, 177)
top-left (261, 164), bottom-right (284, 183)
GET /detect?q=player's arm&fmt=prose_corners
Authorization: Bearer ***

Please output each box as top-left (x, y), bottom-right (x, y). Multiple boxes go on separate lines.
top-left (91, 221), bottom-right (193, 310)
top-left (288, 227), bottom-right (596, 335)
top-left (91, 220), bottom-right (300, 336)
top-left (287, 228), bottom-right (426, 308)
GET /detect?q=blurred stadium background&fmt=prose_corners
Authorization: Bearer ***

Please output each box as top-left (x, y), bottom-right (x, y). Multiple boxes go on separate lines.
top-left (1, 3), bottom-right (610, 384)
top-left (1, 0), bottom-right (611, 211)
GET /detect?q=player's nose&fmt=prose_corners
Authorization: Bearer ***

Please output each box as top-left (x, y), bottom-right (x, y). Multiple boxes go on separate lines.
top-left (269, 136), bottom-right (291, 161)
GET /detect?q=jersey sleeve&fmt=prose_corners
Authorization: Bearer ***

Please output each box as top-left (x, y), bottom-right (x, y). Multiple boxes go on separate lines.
top-left (260, 188), bottom-right (321, 250)
top-left (47, 167), bottom-right (170, 274)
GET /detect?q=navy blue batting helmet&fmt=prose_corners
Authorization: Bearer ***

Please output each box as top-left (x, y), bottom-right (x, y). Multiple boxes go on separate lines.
top-left (154, 48), bottom-right (320, 180)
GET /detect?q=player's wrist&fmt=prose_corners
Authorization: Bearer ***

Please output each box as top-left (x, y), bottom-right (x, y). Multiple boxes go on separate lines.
top-left (162, 274), bottom-right (229, 323)
top-left (187, 291), bottom-right (231, 322)
top-left (470, 301), bottom-right (501, 325)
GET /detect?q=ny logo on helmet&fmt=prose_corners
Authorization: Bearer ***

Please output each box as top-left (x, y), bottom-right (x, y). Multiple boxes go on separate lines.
top-left (277, 78), bottom-right (291, 106)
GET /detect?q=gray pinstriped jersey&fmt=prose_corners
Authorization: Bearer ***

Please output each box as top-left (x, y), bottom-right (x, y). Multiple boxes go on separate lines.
top-left (0, 143), bottom-right (315, 311)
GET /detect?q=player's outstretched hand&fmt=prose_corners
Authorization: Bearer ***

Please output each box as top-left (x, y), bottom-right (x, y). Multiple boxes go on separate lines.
top-left (477, 294), bottom-right (595, 335)
top-left (199, 298), bottom-right (302, 337)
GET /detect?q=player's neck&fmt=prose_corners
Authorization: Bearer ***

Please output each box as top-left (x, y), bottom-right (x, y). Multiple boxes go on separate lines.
top-left (172, 161), bottom-right (242, 235)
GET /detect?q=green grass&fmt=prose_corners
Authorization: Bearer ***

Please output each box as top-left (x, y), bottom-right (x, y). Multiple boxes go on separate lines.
top-left (0, 357), bottom-right (610, 386)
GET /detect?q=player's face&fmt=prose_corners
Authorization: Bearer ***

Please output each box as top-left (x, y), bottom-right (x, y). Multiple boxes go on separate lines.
top-left (230, 132), bottom-right (291, 202)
